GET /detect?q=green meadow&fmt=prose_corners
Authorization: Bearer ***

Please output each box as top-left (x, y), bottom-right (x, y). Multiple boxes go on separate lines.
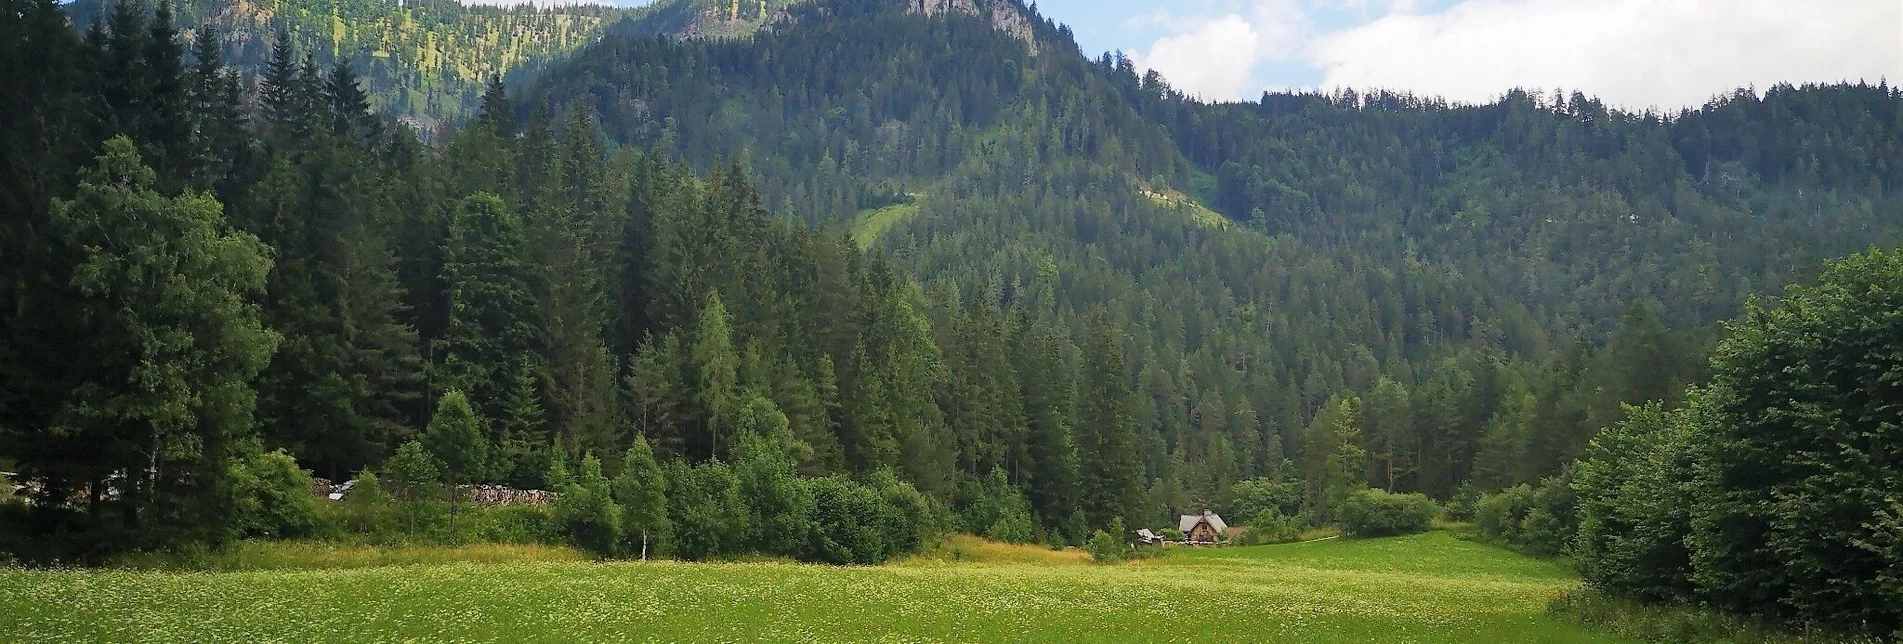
top-left (1, 531), bottom-right (1619, 643)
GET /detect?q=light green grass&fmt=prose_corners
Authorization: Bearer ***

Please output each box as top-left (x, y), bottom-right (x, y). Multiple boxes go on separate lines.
top-left (1140, 185), bottom-right (1231, 230)
top-left (109, 541), bottom-right (589, 572)
top-left (852, 200), bottom-right (921, 248)
top-left (1, 531), bottom-right (1622, 642)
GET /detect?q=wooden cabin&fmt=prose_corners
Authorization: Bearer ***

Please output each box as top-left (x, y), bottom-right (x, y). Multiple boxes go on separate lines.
top-left (1178, 510), bottom-right (1228, 544)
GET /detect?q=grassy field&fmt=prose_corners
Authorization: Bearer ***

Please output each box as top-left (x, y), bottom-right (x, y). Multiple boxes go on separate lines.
top-left (1, 531), bottom-right (1621, 642)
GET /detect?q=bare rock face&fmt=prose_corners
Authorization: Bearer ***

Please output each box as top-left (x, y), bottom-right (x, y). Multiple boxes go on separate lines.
top-left (908, 0), bottom-right (1038, 56)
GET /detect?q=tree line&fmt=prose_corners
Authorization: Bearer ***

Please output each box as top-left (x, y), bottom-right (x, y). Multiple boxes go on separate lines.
top-left (0, 0), bottom-right (1147, 562)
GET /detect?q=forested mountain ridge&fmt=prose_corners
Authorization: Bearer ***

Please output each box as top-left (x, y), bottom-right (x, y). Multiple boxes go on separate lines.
top-left (612, 0), bottom-right (804, 39)
top-left (62, 0), bottom-right (624, 128)
top-left (5, 0), bottom-right (1901, 592)
top-left (526, 0), bottom-right (1903, 506)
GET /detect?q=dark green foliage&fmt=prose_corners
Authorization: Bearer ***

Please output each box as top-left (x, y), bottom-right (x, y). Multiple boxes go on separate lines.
top-left (1235, 510), bottom-right (1303, 546)
top-left (806, 475), bottom-right (888, 565)
top-left (663, 459), bottom-right (748, 561)
top-left (423, 391), bottom-right (488, 494)
top-left (437, 194), bottom-right (538, 434)
top-left (1574, 249), bottom-right (1903, 635)
top-left (1336, 489), bottom-right (1438, 538)
top-left (1218, 475), bottom-right (1306, 527)
top-left (1573, 402), bottom-right (1699, 601)
top-left (1683, 249), bottom-right (1903, 633)
top-left (228, 450), bottom-right (322, 540)
top-left (1473, 475), bottom-right (1576, 557)
top-left (1077, 312), bottom-right (1141, 532)
top-left (732, 398), bottom-right (818, 558)
top-left (3, 136), bottom-right (275, 556)
top-left (551, 454), bottom-right (621, 557)
top-left (1086, 518), bottom-right (1127, 564)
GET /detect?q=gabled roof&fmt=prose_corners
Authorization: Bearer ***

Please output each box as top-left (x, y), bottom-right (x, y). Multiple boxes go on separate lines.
top-left (1179, 511), bottom-right (1227, 533)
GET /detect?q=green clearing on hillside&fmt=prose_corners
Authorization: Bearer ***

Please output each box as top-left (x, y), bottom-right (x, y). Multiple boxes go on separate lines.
top-left (852, 200), bottom-right (922, 248)
top-left (0, 532), bottom-right (1619, 642)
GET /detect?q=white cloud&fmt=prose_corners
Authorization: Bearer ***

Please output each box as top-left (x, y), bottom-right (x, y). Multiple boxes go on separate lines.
top-left (1127, 1), bottom-right (1308, 101)
top-left (1306, 0), bottom-right (1903, 109)
top-left (1129, 15), bottom-right (1265, 101)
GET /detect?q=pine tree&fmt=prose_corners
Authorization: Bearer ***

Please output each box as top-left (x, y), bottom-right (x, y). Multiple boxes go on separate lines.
top-left (324, 62), bottom-right (380, 147)
top-left (436, 192), bottom-right (538, 426)
top-left (260, 32), bottom-right (300, 131)
top-left (185, 23), bottom-right (246, 197)
top-left (1077, 310), bottom-right (1141, 530)
top-left (141, 0), bottom-right (189, 190)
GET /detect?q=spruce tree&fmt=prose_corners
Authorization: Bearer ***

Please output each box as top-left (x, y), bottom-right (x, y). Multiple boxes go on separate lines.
top-left (436, 192), bottom-right (537, 426)
top-left (1077, 310), bottom-right (1141, 530)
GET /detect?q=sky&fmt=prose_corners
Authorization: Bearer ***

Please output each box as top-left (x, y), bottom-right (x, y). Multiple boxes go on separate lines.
top-left (1029, 0), bottom-right (1903, 109)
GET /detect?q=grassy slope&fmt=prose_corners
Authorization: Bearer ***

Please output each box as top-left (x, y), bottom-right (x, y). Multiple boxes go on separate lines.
top-left (852, 201), bottom-right (922, 249)
top-left (1, 532), bottom-right (1621, 643)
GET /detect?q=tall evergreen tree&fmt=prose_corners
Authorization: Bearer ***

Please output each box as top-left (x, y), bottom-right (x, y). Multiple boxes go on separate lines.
top-left (1077, 310), bottom-right (1142, 530)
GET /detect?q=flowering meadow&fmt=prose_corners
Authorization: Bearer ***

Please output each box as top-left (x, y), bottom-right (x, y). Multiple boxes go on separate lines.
top-left (1, 532), bottom-right (1617, 642)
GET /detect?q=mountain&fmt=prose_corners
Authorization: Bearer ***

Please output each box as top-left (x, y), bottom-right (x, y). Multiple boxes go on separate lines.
top-left (12, 0), bottom-right (1903, 547)
top-left (524, 0), bottom-right (1903, 497)
top-left (613, 0), bottom-right (806, 38)
top-left (63, 0), bottom-right (626, 129)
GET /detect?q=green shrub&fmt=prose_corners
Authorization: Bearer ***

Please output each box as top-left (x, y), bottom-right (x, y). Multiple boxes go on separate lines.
top-left (663, 460), bottom-right (748, 561)
top-left (1474, 474), bottom-right (1575, 557)
top-left (867, 469), bottom-right (943, 556)
top-left (1237, 510), bottom-right (1304, 545)
top-left (1443, 484), bottom-right (1482, 522)
top-left (228, 450), bottom-right (321, 540)
top-left (1086, 518), bottom-right (1127, 563)
top-left (1336, 489), bottom-right (1437, 537)
top-left (1159, 527), bottom-right (1185, 542)
top-left (551, 455), bottom-right (621, 557)
top-left (807, 476), bottom-right (887, 565)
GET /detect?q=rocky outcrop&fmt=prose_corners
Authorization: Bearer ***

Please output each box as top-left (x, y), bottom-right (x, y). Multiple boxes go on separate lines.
top-left (909, 0), bottom-right (1038, 55)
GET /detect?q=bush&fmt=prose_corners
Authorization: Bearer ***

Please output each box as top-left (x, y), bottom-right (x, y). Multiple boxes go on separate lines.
top-left (1443, 484), bottom-right (1482, 522)
top-left (664, 460), bottom-right (748, 561)
top-left (551, 455), bottom-right (621, 557)
top-left (1158, 527), bottom-right (1185, 542)
top-left (1236, 510), bottom-right (1303, 545)
top-left (807, 476), bottom-right (888, 565)
top-left (1086, 518), bottom-right (1127, 563)
top-left (1474, 474), bottom-right (1576, 556)
top-left (1219, 475), bottom-right (1306, 526)
top-left (866, 469), bottom-right (942, 557)
top-left (228, 450), bottom-right (321, 540)
top-left (1336, 489), bottom-right (1437, 537)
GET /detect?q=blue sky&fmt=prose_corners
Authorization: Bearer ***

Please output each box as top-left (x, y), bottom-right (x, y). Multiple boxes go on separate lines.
top-left (1024, 0), bottom-right (1899, 109)
top-left (1033, 0), bottom-right (1456, 93)
top-left (592, 0), bottom-right (1900, 108)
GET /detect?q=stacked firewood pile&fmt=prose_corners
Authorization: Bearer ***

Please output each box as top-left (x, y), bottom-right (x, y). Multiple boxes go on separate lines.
top-left (309, 477), bottom-right (557, 506)
top-left (466, 485), bottom-right (556, 507)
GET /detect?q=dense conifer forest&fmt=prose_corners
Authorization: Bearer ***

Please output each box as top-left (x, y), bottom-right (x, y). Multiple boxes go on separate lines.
top-left (2, 0), bottom-right (1899, 635)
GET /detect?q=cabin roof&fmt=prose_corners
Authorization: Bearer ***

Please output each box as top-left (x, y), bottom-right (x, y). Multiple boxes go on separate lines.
top-left (1179, 511), bottom-right (1227, 533)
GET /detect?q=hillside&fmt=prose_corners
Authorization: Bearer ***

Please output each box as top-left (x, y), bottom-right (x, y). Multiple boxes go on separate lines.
top-left (63, 0), bottom-right (625, 129)
top-left (526, 0), bottom-right (1903, 503)
top-left (612, 0), bottom-right (806, 39)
